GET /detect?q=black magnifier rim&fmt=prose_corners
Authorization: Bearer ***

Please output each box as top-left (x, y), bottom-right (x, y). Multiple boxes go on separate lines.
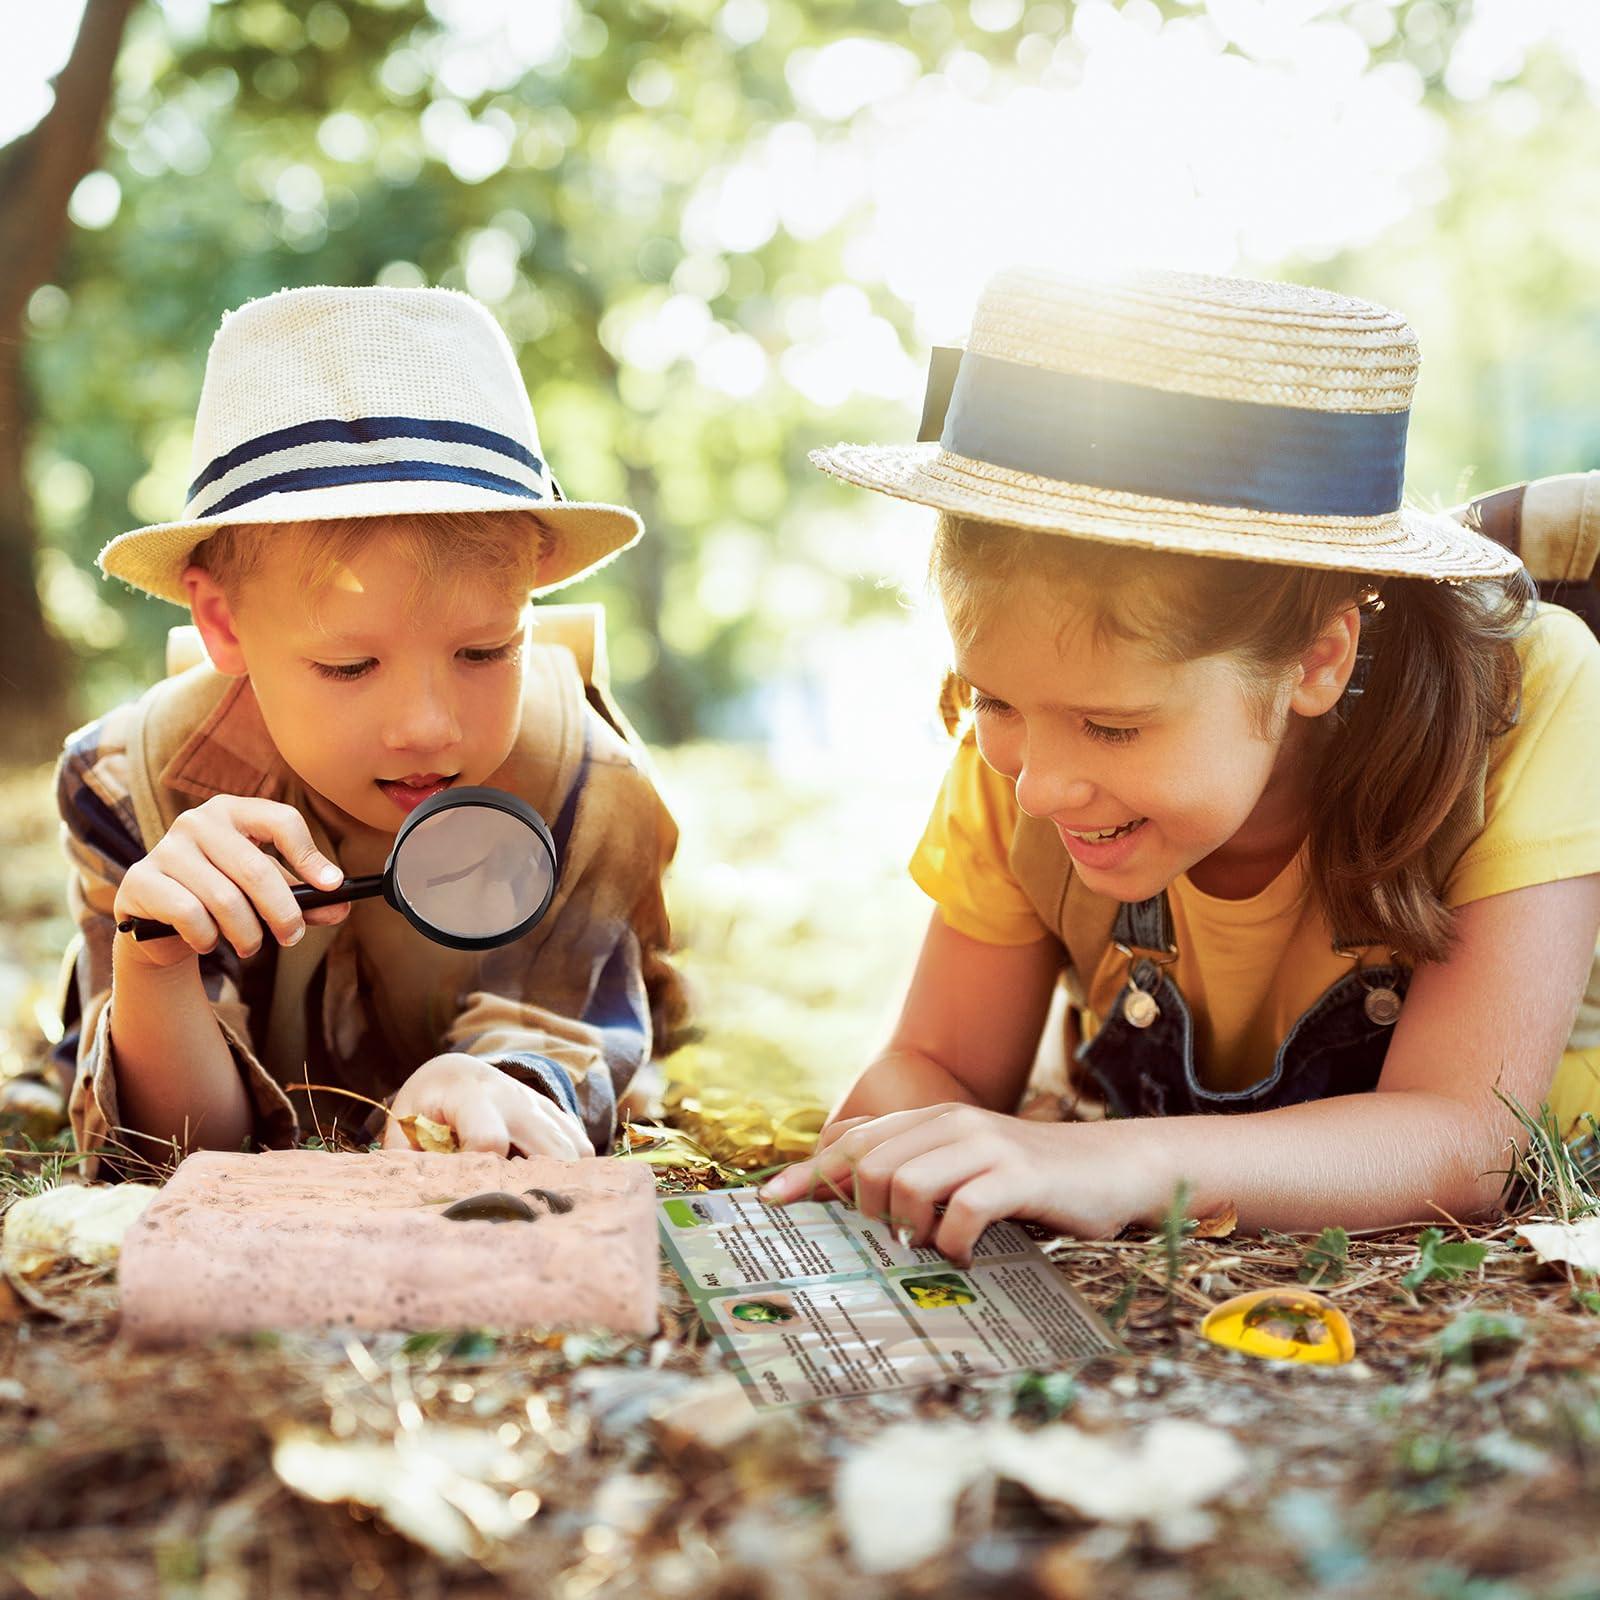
top-left (385, 783), bottom-right (559, 952)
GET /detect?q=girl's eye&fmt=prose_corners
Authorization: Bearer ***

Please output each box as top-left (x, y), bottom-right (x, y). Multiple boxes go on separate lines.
top-left (307, 656), bottom-right (369, 681)
top-left (970, 692), bottom-right (1015, 718)
top-left (1083, 721), bottom-right (1139, 745)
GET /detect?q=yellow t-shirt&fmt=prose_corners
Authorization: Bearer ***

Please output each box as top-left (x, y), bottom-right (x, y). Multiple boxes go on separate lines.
top-left (909, 604), bottom-right (1600, 1133)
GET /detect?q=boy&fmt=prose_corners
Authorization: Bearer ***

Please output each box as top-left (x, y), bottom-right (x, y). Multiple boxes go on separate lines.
top-left (53, 285), bottom-right (683, 1176)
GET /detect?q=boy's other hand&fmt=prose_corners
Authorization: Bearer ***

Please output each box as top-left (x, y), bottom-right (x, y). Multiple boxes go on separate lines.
top-left (383, 1052), bottom-right (592, 1161)
top-left (112, 795), bottom-right (349, 970)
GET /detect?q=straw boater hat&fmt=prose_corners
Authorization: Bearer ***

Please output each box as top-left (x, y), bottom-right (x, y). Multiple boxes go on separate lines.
top-left (98, 285), bottom-right (643, 606)
top-left (811, 267), bottom-right (1523, 581)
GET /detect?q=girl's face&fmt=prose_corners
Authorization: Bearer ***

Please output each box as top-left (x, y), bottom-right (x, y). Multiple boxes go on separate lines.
top-left (955, 587), bottom-right (1312, 904)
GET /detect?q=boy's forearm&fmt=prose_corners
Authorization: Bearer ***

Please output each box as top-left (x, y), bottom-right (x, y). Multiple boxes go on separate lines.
top-left (829, 1050), bottom-right (985, 1125)
top-left (1131, 1089), bottom-right (1506, 1233)
top-left (108, 937), bottom-right (254, 1155)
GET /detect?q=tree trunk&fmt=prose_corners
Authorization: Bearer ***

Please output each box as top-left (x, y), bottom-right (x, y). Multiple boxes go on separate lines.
top-left (0, 0), bottom-right (138, 762)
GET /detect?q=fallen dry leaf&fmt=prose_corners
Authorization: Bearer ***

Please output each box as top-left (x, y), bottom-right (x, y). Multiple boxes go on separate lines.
top-left (1516, 1217), bottom-right (1600, 1274)
top-left (272, 1426), bottom-right (531, 1561)
top-left (1191, 1203), bottom-right (1238, 1240)
top-left (397, 1114), bottom-right (459, 1154)
top-left (2, 1184), bottom-right (158, 1280)
top-left (836, 1417), bottom-right (1247, 1574)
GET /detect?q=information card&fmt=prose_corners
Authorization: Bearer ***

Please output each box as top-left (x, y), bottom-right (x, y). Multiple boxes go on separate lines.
top-left (658, 1187), bottom-right (1125, 1408)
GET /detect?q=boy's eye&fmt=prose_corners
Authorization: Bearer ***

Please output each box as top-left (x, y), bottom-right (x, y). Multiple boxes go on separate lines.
top-left (309, 642), bottom-right (518, 682)
top-left (307, 656), bottom-right (369, 681)
top-left (466, 643), bottom-right (519, 662)
top-left (1083, 721), bottom-right (1139, 745)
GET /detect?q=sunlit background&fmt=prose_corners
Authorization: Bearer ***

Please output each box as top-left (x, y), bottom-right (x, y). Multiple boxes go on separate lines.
top-left (3, 0), bottom-right (1600, 1141)
top-left (11, 0), bottom-right (1600, 757)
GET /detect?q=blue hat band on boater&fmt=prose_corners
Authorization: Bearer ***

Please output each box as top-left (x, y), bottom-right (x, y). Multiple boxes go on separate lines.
top-left (919, 348), bottom-right (1409, 519)
top-left (184, 414), bottom-right (560, 518)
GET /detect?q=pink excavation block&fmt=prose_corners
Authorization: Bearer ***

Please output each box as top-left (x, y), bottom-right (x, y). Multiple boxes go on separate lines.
top-left (117, 1149), bottom-right (658, 1345)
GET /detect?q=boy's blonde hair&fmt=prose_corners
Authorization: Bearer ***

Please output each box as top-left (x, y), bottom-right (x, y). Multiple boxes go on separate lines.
top-left (189, 509), bottom-right (550, 627)
top-left (932, 512), bottom-right (1535, 966)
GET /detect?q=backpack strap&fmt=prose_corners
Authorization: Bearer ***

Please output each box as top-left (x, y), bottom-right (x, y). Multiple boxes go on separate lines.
top-left (1455, 471), bottom-right (1600, 635)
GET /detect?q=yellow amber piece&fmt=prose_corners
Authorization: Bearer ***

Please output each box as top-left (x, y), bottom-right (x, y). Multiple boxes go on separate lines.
top-left (1200, 1289), bottom-right (1355, 1365)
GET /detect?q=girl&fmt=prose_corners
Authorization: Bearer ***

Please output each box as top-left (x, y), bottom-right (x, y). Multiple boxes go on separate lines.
top-left (759, 269), bottom-right (1600, 1263)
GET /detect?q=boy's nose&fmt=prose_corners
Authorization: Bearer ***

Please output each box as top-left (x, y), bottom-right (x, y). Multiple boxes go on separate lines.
top-left (382, 683), bottom-right (461, 756)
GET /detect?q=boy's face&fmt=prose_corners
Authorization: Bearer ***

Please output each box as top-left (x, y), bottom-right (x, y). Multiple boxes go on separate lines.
top-left (185, 527), bottom-right (528, 836)
top-left (954, 587), bottom-right (1334, 904)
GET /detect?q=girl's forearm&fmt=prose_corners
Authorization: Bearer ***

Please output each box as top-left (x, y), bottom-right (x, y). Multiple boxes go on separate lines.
top-left (829, 1050), bottom-right (984, 1124)
top-left (109, 937), bottom-right (254, 1155)
top-left (1131, 1089), bottom-right (1509, 1233)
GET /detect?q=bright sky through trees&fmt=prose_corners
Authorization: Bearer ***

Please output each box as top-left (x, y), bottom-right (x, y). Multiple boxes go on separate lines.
top-left (15, 0), bottom-right (1600, 366)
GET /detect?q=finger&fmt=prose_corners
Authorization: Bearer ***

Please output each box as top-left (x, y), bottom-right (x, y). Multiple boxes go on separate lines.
top-left (840, 1116), bottom-right (991, 1232)
top-left (302, 901), bottom-right (352, 927)
top-left (158, 837), bottom-right (269, 957)
top-left (451, 1099), bottom-right (511, 1156)
top-left (761, 1107), bottom-right (950, 1204)
top-left (221, 797), bottom-right (344, 895)
top-left (932, 1171), bottom-right (1016, 1266)
top-left (815, 1115), bottom-right (873, 1153)
top-left (187, 821), bottom-right (312, 949)
top-left (504, 1100), bottom-right (587, 1161)
top-left (885, 1142), bottom-right (998, 1250)
top-left (115, 876), bottom-right (220, 963)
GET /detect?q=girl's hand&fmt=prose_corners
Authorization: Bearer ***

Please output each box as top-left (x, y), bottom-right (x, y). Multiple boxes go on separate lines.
top-left (382, 1052), bottom-right (592, 1160)
top-left (112, 795), bottom-right (351, 970)
top-left (758, 1104), bottom-right (1156, 1262)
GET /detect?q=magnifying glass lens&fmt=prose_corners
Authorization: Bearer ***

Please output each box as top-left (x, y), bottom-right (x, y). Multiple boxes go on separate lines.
top-left (392, 803), bottom-right (556, 940)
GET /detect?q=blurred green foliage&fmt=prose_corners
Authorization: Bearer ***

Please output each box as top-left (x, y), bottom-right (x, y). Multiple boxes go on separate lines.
top-left (19, 0), bottom-right (1600, 737)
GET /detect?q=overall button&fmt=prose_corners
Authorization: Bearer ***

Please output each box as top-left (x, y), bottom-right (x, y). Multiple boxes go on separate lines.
top-left (1364, 986), bottom-right (1402, 1026)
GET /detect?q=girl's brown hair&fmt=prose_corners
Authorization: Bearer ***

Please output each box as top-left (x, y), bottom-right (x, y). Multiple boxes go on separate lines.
top-left (932, 512), bottom-right (1536, 966)
top-left (189, 509), bottom-right (550, 626)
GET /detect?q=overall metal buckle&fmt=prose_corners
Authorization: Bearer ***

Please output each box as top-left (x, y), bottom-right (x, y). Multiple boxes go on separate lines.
top-left (1113, 938), bottom-right (1179, 1029)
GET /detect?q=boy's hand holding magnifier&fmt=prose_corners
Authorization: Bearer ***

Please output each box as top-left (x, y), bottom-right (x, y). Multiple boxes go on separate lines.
top-left (113, 796), bottom-right (352, 969)
top-left (114, 784), bottom-right (586, 1158)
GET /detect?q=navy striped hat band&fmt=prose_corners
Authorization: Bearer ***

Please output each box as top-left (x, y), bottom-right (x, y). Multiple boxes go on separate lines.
top-left (917, 347), bottom-right (1409, 520)
top-left (185, 414), bottom-right (566, 520)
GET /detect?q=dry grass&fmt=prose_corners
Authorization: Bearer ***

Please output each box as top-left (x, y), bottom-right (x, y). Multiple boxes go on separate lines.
top-left (4, 749), bottom-right (1600, 1599)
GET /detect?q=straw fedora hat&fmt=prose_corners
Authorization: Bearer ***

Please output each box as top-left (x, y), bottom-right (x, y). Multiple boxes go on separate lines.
top-left (97, 284), bottom-right (643, 606)
top-left (811, 268), bottom-right (1523, 581)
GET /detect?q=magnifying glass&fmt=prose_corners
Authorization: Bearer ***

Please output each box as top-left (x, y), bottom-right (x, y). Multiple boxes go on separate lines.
top-left (116, 785), bottom-right (559, 953)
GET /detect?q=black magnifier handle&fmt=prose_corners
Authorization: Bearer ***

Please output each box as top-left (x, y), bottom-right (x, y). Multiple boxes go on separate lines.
top-left (115, 873), bottom-right (387, 943)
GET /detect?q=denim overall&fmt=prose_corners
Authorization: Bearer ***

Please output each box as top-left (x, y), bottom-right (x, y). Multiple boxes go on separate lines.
top-left (1073, 886), bottom-right (1409, 1118)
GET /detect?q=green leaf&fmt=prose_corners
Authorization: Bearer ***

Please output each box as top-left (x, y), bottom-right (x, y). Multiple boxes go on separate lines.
top-left (1012, 1370), bottom-right (1078, 1422)
top-left (1297, 1226), bottom-right (1350, 1286)
top-left (1402, 1228), bottom-right (1489, 1293)
top-left (1432, 1309), bottom-right (1525, 1364)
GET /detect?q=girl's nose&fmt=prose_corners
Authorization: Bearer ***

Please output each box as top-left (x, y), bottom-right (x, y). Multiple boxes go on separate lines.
top-left (1015, 761), bottom-right (1096, 820)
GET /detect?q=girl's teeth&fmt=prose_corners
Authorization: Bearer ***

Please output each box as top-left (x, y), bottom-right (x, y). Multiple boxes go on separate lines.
top-left (1073, 819), bottom-right (1143, 842)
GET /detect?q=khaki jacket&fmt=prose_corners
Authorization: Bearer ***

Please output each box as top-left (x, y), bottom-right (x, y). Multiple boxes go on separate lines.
top-left (53, 609), bottom-right (684, 1175)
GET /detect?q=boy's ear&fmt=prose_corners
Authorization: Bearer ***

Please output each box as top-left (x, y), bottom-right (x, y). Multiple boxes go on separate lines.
top-left (1289, 603), bottom-right (1360, 720)
top-left (181, 563), bottom-right (248, 677)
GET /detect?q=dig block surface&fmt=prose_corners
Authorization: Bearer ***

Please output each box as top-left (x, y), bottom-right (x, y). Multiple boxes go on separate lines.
top-left (118, 1149), bottom-right (659, 1345)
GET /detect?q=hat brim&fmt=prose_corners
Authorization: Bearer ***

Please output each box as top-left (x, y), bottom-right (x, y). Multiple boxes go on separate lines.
top-left (811, 442), bottom-right (1524, 582)
top-left (97, 479), bottom-right (643, 606)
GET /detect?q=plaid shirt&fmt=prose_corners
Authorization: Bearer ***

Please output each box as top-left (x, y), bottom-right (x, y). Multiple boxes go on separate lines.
top-left (53, 639), bottom-right (684, 1175)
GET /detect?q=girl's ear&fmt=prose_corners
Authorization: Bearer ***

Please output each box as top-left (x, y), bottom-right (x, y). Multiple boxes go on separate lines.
top-left (181, 563), bottom-right (249, 676)
top-left (1288, 603), bottom-right (1360, 719)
